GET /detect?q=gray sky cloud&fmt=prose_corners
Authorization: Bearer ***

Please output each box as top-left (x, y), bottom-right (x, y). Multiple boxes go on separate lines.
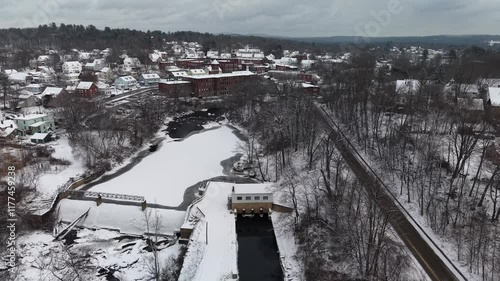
top-left (0, 0), bottom-right (498, 37)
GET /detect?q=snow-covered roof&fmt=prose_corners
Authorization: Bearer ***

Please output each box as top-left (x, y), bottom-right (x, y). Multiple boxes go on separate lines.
top-left (141, 73), bottom-right (160, 80)
top-left (182, 71), bottom-right (255, 80)
top-left (29, 121), bottom-right (49, 128)
top-left (9, 72), bottom-right (29, 81)
top-left (76, 82), bottom-right (94, 90)
top-left (211, 59), bottom-right (220, 65)
top-left (4, 69), bottom-right (18, 75)
top-left (172, 71), bottom-right (188, 77)
top-left (100, 67), bottom-right (110, 73)
top-left (30, 132), bottom-right (50, 140)
top-left (63, 61), bottom-right (81, 67)
top-left (302, 83), bottom-right (319, 88)
top-left (117, 76), bottom-right (137, 82)
top-left (489, 87), bottom-right (500, 106)
top-left (25, 84), bottom-right (41, 89)
top-left (159, 80), bottom-right (191, 85)
top-left (189, 69), bottom-right (206, 75)
top-left (233, 183), bottom-right (273, 194)
top-left (0, 120), bottom-right (17, 138)
top-left (14, 113), bottom-right (48, 121)
top-left (42, 87), bottom-right (64, 97)
top-left (396, 79), bottom-right (420, 94)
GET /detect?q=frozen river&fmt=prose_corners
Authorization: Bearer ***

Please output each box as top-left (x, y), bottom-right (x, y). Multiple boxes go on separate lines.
top-left (89, 125), bottom-right (243, 206)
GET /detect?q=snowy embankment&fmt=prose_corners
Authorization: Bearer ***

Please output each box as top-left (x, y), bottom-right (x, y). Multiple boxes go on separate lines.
top-left (179, 182), bottom-right (238, 281)
top-left (14, 229), bottom-right (182, 281)
top-left (271, 212), bottom-right (304, 281)
top-left (37, 138), bottom-right (86, 196)
top-left (89, 126), bottom-right (243, 207)
top-left (57, 199), bottom-right (186, 236)
top-left (328, 109), bottom-right (476, 281)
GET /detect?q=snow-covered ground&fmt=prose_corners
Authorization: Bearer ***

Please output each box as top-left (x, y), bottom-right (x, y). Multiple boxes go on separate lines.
top-left (272, 212), bottom-right (304, 281)
top-left (37, 138), bottom-right (85, 197)
top-left (13, 229), bottom-right (182, 281)
top-left (90, 126), bottom-right (243, 207)
top-left (179, 181), bottom-right (238, 281)
top-left (57, 199), bottom-right (186, 236)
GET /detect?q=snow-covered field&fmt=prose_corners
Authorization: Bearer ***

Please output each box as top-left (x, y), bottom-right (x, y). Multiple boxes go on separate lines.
top-left (57, 199), bottom-right (186, 236)
top-left (89, 126), bottom-right (243, 207)
top-left (179, 181), bottom-right (239, 281)
top-left (37, 138), bottom-right (85, 196)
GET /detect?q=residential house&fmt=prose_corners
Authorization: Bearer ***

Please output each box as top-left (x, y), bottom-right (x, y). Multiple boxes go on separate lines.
top-left (76, 82), bottom-right (98, 98)
top-left (395, 79), bottom-right (421, 104)
top-left (488, 87), bottom-right (500, 120)
top-left (115, 76), bottom-right (137, 90)
top-left (138, 73), bottom-right (161, 86)
top-left (62, 61), bottom-right (82, 74)
top-left (97, 67), bottom-right (114, 82)
top-left (301, 83), bottom-right (321, 94)
top-left (13, 113), bottom-right (55, 135)
top-left (96, 82), bottom-right (111, 96)
top-left (206, 50), bottom-right (219, 59)
top-left (30, 132), bottom-right (52, 144)
top-left (0, 120), bottom-right (18, 141)
top-left (41, 87), bottom-right (65, 98)
top-left (445, 83), bottom-right (480, 99)
top-left (41, 87), bottom-right (65, 107)
top-left (9, 72), bottom-right (31, 85)
top-left (457, 98), bottom-right (485, 122)
top-left (85, 59), bottom-right (106, 71)
top-left (121, 57), bottom-right (141, 74)
top-left (24, 84), bottom-right (43, 95)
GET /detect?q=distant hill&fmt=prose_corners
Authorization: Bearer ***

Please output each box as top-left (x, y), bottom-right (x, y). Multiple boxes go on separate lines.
top-left (287, 35), bottom-right (500, 48)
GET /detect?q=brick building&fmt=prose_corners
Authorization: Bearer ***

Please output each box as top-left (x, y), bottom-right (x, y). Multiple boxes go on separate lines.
top-left (182, 71), bottom-right (255, 97)
top-left (158, 80), bottom-right (192, 97)
top-left (75, 82), bottom-right (98, 98)
top-left (158, 71), bottom-right (256, 98)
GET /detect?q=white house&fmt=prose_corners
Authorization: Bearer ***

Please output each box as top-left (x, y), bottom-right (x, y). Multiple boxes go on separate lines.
top-left (62, 61), bottom-right (82, 74)
top-left (115, 76), bottom-right (137, 90)
top-left (13, 113), bottom-right (55, 135)
top-left (138, 73), bottom-right (161, 86)
top-left (96, 82), bottom-right (111, 96)
top-left (85, 59), bottom-right (106, 71)
top-left (98, 67), bottom-right (114, 82)
top-left (24, 84), bottom-right (43, 94)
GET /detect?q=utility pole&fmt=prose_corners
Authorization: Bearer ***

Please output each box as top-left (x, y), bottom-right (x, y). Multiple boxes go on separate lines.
top-left (206, 222), bottom-right (208, 245)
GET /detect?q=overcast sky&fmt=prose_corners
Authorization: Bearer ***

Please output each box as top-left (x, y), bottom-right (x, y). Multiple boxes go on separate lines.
top-left (1, 0), bottom-right (499, 37)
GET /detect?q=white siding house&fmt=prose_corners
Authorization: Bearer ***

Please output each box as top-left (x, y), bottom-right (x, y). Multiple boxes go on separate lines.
top-left (62, 61), bottom-right (82, 74)
top-left (115, 76), bottom-right (137, 90)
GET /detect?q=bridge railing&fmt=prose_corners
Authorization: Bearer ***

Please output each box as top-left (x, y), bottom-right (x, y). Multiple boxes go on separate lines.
top-left (67, 190), bottom-right (145, 202)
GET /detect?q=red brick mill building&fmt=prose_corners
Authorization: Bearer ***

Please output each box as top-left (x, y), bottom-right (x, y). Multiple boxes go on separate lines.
top-left (159, 71), bottom-right (256, 98)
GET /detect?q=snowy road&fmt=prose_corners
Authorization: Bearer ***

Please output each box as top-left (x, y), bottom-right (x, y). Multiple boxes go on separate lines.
top-left (316, 104), bottom-right (465, 281)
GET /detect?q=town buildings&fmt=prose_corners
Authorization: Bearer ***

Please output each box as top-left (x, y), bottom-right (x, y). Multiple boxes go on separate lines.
top-left (13, 113), bottom-right (55, 135)
top-left (76, 82), bottom-right (99, 98)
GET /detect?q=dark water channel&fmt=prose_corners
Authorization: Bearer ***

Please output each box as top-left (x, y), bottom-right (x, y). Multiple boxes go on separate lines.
top-left (236, 215), bottom-right (284, 281)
